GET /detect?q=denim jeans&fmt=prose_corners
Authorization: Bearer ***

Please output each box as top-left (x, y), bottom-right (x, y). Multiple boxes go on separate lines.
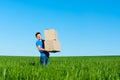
top-left (40, 55), bottom-right (49, 66)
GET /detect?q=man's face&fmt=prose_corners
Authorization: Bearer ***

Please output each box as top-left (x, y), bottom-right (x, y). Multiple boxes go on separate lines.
top-left (36, 34), bottom-right (42, 40)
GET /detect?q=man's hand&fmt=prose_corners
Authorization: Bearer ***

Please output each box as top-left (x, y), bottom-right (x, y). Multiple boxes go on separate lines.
top-left (46, 49), bottom-right (52, 52)
top-left (37, 46), bottom-right (51, 52)
top-left (37, 45), bottom-right (52, 52)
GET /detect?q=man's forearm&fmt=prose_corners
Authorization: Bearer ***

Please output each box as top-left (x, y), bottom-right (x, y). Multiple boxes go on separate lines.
top-left (38, 47), bottom-right (47, 51)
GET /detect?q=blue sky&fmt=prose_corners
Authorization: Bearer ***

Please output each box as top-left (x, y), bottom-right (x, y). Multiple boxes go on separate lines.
top-left (0, 0), bottom-right (120, 56)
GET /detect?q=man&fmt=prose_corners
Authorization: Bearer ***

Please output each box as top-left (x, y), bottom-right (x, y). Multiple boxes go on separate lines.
top-left (35, 32), bottom-right (51, 66)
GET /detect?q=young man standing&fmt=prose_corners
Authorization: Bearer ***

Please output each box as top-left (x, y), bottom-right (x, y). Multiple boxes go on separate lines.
top-left (35, 32), bottom-right (50, 66)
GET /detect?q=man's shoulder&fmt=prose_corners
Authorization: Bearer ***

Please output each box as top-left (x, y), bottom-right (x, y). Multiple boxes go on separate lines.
top-left (36, 40), bottom-right (42, 42)
top-left (36, 40), bottom-right (39, 43)
top-left (36, 40), bottom-right (41, 45)
top-left (36, 40), bottom-right (44, 44)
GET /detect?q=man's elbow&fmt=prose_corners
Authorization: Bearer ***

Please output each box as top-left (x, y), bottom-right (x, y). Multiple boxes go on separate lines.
top-left (38, 47), bottom-right (43, 51)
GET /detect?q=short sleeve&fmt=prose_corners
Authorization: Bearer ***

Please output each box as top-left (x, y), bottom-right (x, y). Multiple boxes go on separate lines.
top-left (36, 41), bottom-right (39, 47)
top-left (36, 41), bottom-right (42, 47)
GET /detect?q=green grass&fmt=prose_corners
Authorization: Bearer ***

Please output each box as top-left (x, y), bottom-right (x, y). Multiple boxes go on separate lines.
top-left (0, 56), bottom-right (120, 80)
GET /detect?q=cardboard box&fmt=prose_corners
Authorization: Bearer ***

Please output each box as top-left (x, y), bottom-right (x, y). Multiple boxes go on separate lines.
top-left (44, 29), bottom-right (58, 40)
top-left (45, 40), bottom-right (61, 52)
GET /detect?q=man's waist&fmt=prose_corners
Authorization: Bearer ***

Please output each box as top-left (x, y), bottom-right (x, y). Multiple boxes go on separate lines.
top-left (40, 51), bottom-right (49, 53)
top-left (40, 53), bottom-right (46, 56)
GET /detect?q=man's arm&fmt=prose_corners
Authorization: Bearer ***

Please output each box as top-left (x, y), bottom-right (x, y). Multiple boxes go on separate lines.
top-left (37, 45), bottom-right (48, 52)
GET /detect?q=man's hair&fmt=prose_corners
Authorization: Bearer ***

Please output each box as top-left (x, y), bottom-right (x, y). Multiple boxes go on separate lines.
top-left (35, 32), bottom-right (41, 37)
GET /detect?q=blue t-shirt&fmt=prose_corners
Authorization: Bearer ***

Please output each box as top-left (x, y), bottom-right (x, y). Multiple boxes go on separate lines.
top-left (36, 40), bottom-right (46, 56)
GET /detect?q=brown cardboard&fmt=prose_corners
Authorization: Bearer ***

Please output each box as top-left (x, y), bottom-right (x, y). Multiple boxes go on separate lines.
top-left (45, 40), bottom-right (61, 52)
top-left (44, 29), bottom-right (58, 40)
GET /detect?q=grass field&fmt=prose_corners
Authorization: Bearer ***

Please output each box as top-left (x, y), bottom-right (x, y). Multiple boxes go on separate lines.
top-left (0, 56), bottom-right (120, 80)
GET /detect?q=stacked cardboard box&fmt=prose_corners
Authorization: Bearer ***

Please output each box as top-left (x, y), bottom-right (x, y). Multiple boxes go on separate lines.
top-left (44, 29), bottom-right (58, 40)
top-left (44, 29), bottom-right (61, 52)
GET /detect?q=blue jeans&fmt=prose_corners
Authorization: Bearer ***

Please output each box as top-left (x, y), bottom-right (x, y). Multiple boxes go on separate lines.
top-left (40, 56), bottom-right (49, 66)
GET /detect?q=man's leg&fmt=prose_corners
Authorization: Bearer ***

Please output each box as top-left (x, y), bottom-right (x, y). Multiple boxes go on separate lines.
top-left (45, 56), bottom-right (49, 65)
top-left (40, 56), bottom-right (46, 66)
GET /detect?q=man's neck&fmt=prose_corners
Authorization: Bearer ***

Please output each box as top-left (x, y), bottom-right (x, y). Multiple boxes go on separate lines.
top-left (38, 39), bottom-right (42, 41)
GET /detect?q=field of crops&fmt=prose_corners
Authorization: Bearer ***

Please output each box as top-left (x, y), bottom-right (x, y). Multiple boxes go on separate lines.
top-left (0, 56), bottom-right (120, 80)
